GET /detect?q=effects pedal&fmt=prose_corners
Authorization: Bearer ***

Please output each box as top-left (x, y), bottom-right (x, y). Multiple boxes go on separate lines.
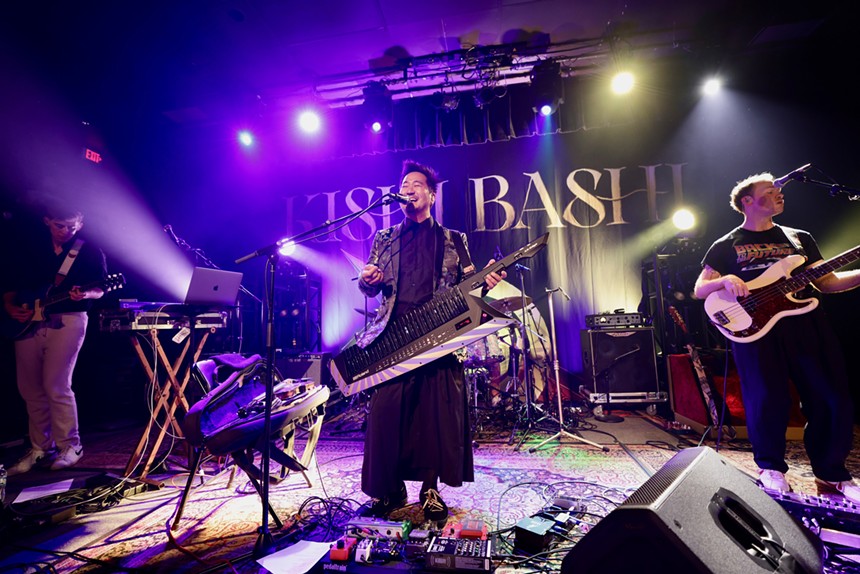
top-left (425, 536), bottom-right (493, 572)
top-left (346, 517), bottom-right (412, 540)
top-left (329, 536), bottom-right (358, 562)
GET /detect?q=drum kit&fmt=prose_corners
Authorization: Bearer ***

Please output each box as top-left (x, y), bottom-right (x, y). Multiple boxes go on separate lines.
top-left (462, 289), bottom-right (544, 435)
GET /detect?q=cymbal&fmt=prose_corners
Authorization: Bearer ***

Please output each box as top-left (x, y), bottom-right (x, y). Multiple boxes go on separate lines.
top-left (488, 295), bottom-right (532, 312)
top-left (354, 307), bottom-right (377, 318)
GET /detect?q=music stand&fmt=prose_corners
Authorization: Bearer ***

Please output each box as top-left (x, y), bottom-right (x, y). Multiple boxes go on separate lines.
top-left (527, 287), bottom-right (609, 453)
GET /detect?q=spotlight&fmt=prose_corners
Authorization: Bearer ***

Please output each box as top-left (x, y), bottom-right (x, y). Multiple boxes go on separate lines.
top-left (297, 110), bottom-right (321, 133)
top-left (362, 81), bottom-right (392, 133)
top-left (611, 71), bottom-right (635, 94)
top-left (277, 239), bottom-right (296, 257)
top-left (473, 86), bottom-right (497, 109)
top-left (671, 208), bottom-right (696, 231)
top-left (530, 60), bottom-right (563, 116)
top-left (702, 77), bottom-right (722, 96)
top-left (237, 130), bottom-right (254, 146)
top-left (431, 91), bottom-right (460, 112)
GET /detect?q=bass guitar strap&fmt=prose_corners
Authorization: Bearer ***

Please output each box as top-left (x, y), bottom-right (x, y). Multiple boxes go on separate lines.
top-left (778, 225), bottom-right (806, 259)
top-left (54, 238), bottom-right (85, 287)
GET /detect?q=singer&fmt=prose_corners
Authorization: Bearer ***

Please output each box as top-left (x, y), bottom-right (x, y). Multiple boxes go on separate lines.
top-left (354, 159), bottom-right (505, 525)
top-left (694, 171), bottom-right (860, 502)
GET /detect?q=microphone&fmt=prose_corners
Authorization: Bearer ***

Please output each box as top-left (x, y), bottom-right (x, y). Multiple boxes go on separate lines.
top-left (773, 163), bottom-right (812, 189)
top-left (389, 193), bottom-right (414, 204)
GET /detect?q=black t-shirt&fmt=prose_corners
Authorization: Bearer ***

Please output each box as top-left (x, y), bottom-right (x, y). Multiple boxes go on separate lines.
top-left (701, 224), bottom-right (822, 296)
top-left (7, 232), bottom-right (107, 313)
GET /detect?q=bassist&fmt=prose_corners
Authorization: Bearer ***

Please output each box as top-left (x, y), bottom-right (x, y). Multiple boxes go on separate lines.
top-left (3, 200), bottom-right (107, 474)
top-left (693, 172), bottom-right (860, 501)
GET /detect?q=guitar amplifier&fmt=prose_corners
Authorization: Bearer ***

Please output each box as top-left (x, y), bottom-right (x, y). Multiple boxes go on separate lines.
top-left (585, 312), bottom-right (647, 329)
top-left (668, 353), bottom-right (806, 440)
top-left (580, 328), bottom-right (664, 404)
top-left (275, 352), bottom-right (332, 389)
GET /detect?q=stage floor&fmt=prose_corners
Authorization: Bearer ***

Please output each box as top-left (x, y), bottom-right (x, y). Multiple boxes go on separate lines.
top-left (2, 405), bottom-right (859, 573)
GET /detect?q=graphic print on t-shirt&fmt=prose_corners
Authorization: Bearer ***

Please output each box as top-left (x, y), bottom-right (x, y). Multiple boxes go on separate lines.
top-left (734, 241), bottom-right (794, 273)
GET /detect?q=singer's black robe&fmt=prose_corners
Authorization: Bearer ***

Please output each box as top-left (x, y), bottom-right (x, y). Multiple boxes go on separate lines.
top-left (360, 217), bottom-right (474, 499)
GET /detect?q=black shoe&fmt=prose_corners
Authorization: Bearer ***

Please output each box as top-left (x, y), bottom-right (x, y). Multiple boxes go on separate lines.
top-left (360, 483), bottom-right (408, 518)
top-left (420, 488), bottom-right (448, 524)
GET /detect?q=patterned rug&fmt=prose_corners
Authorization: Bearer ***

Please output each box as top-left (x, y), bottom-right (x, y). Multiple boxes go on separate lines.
top-left (20, 414), bottom-right (860, 573)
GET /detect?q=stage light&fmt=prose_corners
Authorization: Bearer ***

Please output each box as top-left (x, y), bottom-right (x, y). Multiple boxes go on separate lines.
top-left (431, 91), bottom-right (460, 112)
top-left (530, 60), bottom-right (563, 116)
top-left (277, 239), bottom-right (296, 257)
top-left (298, 110), bottom-right (321, 133)
top-left (611, 71), bottom-right (635, 94)
top-left (238, 130), bottom-right (254, 146)
top-left (473, 86), bottom-right (498, 109)
top-left (702, 77), bottom-right (722, 96)
top-left (362, 81), bottom-right (392, 133)
top-left (672, 208), bottom-right (696, 231)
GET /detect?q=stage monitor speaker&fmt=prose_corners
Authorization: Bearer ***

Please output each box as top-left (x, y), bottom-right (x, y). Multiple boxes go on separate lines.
top-left (580, 328), bottom-right (660, 402)
top-left (275, 352), bottom-right (331, 388)
top-left (560, 446), bottom-right (822, 574)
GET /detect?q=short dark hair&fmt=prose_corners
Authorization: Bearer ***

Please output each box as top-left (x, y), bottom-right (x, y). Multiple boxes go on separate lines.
top-left (400, 160), bottom-right (439, 193)
top-left (39, 196), bottom-right (83, 221)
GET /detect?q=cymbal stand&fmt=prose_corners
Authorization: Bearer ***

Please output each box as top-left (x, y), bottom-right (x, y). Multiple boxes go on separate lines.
top-left (510, 264), bottom-right (550, 450)
top-left (528, 287), bottom-right (609, 453)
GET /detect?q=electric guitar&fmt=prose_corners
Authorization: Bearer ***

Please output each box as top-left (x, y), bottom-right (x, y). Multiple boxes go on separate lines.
top-left (668, 305), bottom-right (735, 439)
top-left (704, 245), bottom-right (860, 343)
top-left (1, 273), bottom-right (126, 340)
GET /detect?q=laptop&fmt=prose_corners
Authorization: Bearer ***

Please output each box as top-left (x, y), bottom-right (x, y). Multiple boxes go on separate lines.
top-left (183, 267), bottom-right (243, 307)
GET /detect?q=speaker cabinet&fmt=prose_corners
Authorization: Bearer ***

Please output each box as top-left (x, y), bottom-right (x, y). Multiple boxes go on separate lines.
top-left (580, 328), bottom-right (663, 404)
top-left (561, 446), bottom-right (822, 574)
top-left (275, 352), bottom-right (331, 388)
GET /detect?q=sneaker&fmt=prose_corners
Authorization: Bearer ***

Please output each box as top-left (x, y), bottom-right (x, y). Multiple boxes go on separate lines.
top-left (7, 449), bottom-right (49, 476)
top-left (758, 469), bottom-right (791, 492)
top-left (360, 483), bottom-right (408, 518)
top-left (51, 445), bottom-right (83, 470)
top-left (816, 478), bottom-right (860, 505)
top-left (420, 488), bottom-right (449, 524)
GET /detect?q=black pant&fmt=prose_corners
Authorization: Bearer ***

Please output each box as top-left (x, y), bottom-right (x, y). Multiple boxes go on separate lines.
top-left (732, 308), bottom-right (853, 481)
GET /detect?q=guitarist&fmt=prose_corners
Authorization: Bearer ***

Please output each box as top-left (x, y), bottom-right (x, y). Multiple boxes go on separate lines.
top-left (693, 172), bottom-right (860, 502)
top-left (3, 200), bottom-right (106, 475)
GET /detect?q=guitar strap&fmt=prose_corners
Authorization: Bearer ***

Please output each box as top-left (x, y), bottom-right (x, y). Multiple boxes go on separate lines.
top-left (778, 225), bottom-right (806, 259)
top-left (54, 238), bottom-right (85, 287)
top-left (451, 231), bottom-right (476, 278)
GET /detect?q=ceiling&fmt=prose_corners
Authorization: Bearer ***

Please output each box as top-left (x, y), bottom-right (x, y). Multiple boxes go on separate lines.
top-left (0, 0), bottom-right (852, 159)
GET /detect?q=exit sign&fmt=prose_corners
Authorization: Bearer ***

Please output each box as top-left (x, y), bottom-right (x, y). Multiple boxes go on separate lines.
top-left (84, 148), bottom-right (103, 163)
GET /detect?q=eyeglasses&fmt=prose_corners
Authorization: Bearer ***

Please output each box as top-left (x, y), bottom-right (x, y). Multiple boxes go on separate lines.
top-left (47, 219), bottom-right (82, 232)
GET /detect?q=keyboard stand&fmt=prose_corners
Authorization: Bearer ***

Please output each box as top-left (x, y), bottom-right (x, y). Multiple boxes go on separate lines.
top-left (124, 326), bottom-right (216, 482)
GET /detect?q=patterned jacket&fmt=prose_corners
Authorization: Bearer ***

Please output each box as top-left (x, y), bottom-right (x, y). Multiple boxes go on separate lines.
top-left (355, 218), bottom-right (471, 348)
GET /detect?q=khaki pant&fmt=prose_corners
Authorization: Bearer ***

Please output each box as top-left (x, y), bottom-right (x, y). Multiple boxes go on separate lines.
top-left (15, 312), bottom-right (88, 451)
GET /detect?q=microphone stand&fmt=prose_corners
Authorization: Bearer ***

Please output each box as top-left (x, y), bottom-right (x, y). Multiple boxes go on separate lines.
top-left (791, 174), bottom-right (860, 200)
top-left (233, 194), bottom-right (399, 558)
top-left (511, 264), bottom-right (543, 450)
top-left (165, 225), bottom-right (262, 354)
top-left (528, 287), bottom-right (609, 453)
